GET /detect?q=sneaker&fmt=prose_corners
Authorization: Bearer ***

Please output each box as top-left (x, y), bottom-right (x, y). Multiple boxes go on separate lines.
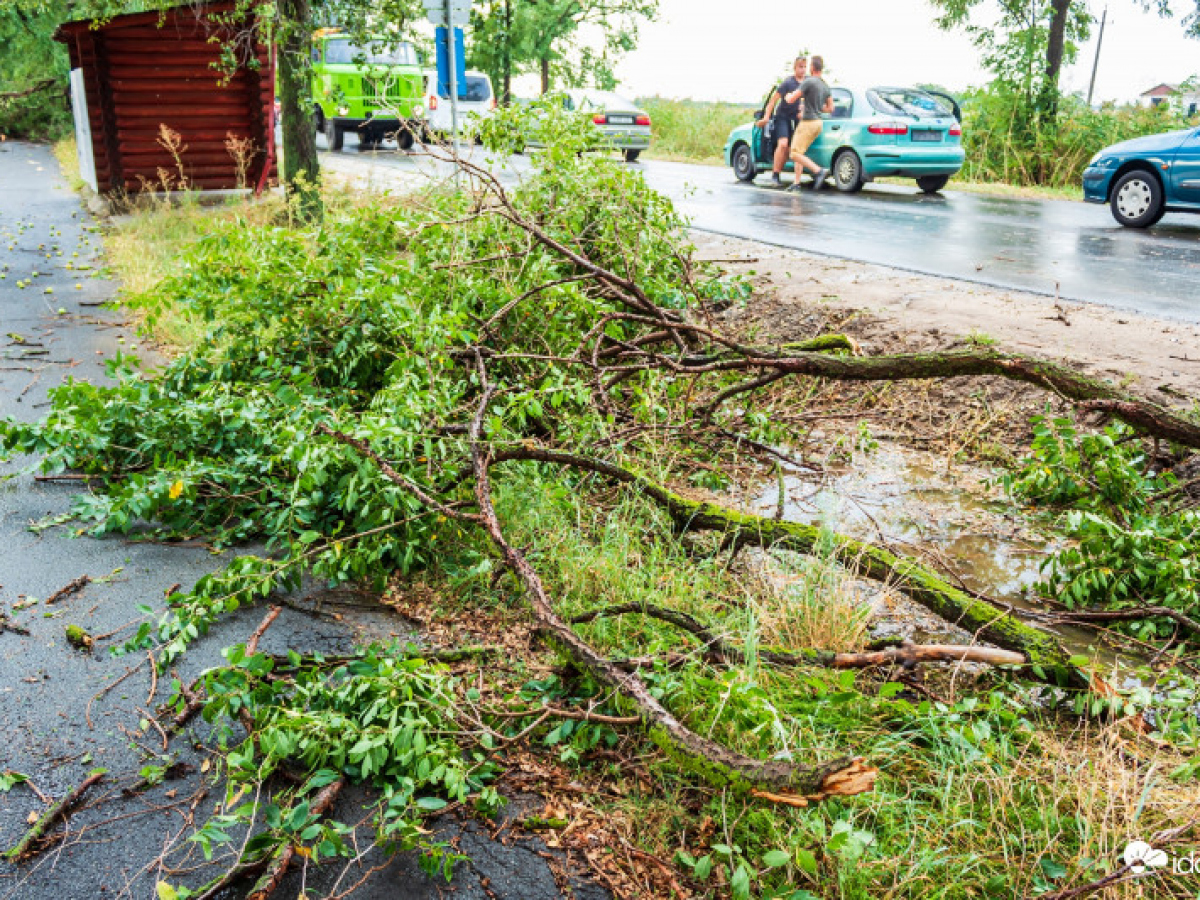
top-left (770, 173), bottom-right (782, 187)
top-left (812, 167), bottom-right (828, 189)
top-left (786, 182), bottom-right (803, 193)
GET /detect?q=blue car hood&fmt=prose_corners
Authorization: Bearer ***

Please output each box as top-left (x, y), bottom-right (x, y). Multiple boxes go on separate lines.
top-left (1102, 129), bottom-right (1190, 157)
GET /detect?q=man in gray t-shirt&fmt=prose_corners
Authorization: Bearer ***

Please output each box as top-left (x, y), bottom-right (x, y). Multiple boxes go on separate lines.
top-left (788, 55), bottom-right (834, 190)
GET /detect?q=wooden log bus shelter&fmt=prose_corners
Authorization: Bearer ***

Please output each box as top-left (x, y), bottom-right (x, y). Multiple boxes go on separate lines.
top-left (55, 1), bottom-right (276, 195)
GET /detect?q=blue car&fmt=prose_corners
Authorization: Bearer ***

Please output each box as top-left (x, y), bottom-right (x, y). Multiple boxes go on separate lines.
top-left (1083, 125), bottom-right (1200, 227)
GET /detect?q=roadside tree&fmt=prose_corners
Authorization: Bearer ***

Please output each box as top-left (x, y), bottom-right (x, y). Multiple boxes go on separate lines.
top-left (932, 0), bottom-right (1199, 122)
top-left (468, 0), bottom-right (658, 100)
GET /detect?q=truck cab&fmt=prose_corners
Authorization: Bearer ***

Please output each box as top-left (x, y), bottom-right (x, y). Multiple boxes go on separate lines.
top-left (311, 30), bottom-right (425, 150)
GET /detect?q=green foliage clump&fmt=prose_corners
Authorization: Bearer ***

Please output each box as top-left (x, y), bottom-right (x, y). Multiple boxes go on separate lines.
top-left (0, 100), bottom-right (697, 663)
top-left (1007, 414), bottom-right (1200, 643)
top-left (0, 1), bottom-right (73, 140)
top-left (185, 644), bottom-right (498, 879)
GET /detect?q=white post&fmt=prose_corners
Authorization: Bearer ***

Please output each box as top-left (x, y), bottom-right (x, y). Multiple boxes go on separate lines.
top-left (445, 0), bottom-right (461, 186)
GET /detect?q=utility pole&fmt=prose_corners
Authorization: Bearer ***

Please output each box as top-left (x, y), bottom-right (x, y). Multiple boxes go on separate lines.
top-left (1086, 6), bottom-right (1107, 108)
top-left (445, 0), bottom-right (460, 181)
top-left (424, 0), bottom-right (469, 186)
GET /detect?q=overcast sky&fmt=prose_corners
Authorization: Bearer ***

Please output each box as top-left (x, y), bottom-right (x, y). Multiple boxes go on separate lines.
top-left (592, 0), bottom-right (1199, 104)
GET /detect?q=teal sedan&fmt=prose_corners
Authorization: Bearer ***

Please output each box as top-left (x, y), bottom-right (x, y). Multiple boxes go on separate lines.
top-left (724, 86), bottom-right (965, 192)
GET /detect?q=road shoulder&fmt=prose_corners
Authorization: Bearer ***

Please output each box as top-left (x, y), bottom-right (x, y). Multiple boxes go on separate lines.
top-left (695, 230), bottom-right (1200, 403)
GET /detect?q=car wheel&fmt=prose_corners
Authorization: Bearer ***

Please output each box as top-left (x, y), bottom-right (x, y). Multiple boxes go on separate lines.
top-left (624, 149), bottom-right (641, 162)
top-left (326, 118), bottom-right (343, 152)
top-left (1110, 170), bottom-right (1164, 228)
top-left (313, 106), bottom-right (325, 138)
top-left (396, 128), bottom-right (415, 151)
top-left (833, 150), bottom-right (864, 192)
top-left (732, 143), bottom-right (757, 183)
top-left (916, 175), bottom-right (950, 193)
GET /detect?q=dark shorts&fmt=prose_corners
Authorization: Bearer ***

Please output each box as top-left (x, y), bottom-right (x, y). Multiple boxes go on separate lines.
top-left (769, 115), bottom-right (795, 147)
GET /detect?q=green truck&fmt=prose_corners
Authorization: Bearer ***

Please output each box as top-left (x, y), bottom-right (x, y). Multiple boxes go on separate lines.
top-left (311, 30), bottom-right (425, 150)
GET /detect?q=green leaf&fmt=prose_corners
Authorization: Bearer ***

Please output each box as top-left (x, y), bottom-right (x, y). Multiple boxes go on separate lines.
top-left (730, 863), bottom-right (751, 900)
top-left (795, 848), bottom-right (818, 875)
top-left (156, 882), bottom-right (179, 900)
top-left (416, 796), bottom-right (448, 811)
top-left (0, 771), bottom-right (29, 792)
top-left (1040, 858), bottom-right (1068, 880)
top-left (762, 849), bottom-right (791, 869)
top-left (693, 854), bottom-right (713, 880)
top-left (287, 800), bottom-right (310, 831)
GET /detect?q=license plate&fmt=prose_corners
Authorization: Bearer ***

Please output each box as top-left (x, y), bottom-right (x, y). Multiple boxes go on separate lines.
top-left (912, 130), bottom-right (942, 142)
top-left (608, 115), bottom-right (634, 125)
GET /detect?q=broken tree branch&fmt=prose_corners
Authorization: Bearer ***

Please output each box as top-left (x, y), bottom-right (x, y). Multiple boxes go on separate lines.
top-left (461, 353), bottom-right (874, 796)
top-left (0, 79), bottom-right (59, 104)
top-left (245, 605), bottom-right (283, 655)
top-left (330, 362), bottom-right (876, 796)
top-left (3, 768), bottom-right (106, 861)
top-left (573, 602), bottom-right (1024, 670)
top-left (1036, 605), bottom-right (1200, 641)
top-left (245, 777), bottom-right (345, 900)
top-left (0, 608), bottom-right (30, 637)
top-left (683, 348), bottom-right (1200, 450)
top-left (45, 574), bottom-right (91, 605)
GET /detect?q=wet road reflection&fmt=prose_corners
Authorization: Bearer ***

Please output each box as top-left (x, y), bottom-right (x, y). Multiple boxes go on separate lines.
top-left (640, 160), bottom-right (1200, 319)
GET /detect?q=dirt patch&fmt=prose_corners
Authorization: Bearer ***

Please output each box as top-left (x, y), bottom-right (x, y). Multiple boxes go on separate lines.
top-left (695, 230), bottom-right (1200, 405)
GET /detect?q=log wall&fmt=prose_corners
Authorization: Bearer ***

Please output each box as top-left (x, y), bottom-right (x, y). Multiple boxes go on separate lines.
top-left (57, 2), bottom-right (275, 194)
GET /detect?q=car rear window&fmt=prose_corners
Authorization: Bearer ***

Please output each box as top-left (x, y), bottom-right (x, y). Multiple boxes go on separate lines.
top-left (431, 75), bottom-right (492, 102)
top-left (576, 91), bottom-right (636, 111)
top-left (867, 88), bottom-right (954, 119)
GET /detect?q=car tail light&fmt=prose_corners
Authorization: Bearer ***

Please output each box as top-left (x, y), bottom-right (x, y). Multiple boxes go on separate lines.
top-left (428, 95), bottom-right (438, 110)
top-left (490, 97), bottom-right (497, 109)
top-left (592, 113), bottom-right (607, 124)
top-left (949, 122), bottom-right (962, 136)
top-left (635, 114), bottom-right (651, 126)
top-left (868, 121), bottom-right (908, 135)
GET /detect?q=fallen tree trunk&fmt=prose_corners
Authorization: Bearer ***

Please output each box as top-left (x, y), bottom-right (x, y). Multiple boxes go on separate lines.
top-left (492, 448), bottom-right (1087, 688)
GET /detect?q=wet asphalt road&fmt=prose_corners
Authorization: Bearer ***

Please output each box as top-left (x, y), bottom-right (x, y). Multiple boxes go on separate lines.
top-left (0, 142), bottom-right (607, 900)
top-left (326, 135), bottom-right (1200, 321)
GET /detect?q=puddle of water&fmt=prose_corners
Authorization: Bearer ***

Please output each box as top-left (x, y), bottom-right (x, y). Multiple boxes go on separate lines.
top-left (752, 443), bottom-right (1054, 604)
top-left (743, 443), bottom-right (1130, 660)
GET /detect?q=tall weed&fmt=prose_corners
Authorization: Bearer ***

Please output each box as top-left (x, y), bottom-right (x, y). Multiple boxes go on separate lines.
top-left (961, 87), bottom-right (1198, 187)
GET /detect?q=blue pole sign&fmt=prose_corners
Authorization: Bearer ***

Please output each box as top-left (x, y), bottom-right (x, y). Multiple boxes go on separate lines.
top-left (434, 26), bottom-right (466, 99)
